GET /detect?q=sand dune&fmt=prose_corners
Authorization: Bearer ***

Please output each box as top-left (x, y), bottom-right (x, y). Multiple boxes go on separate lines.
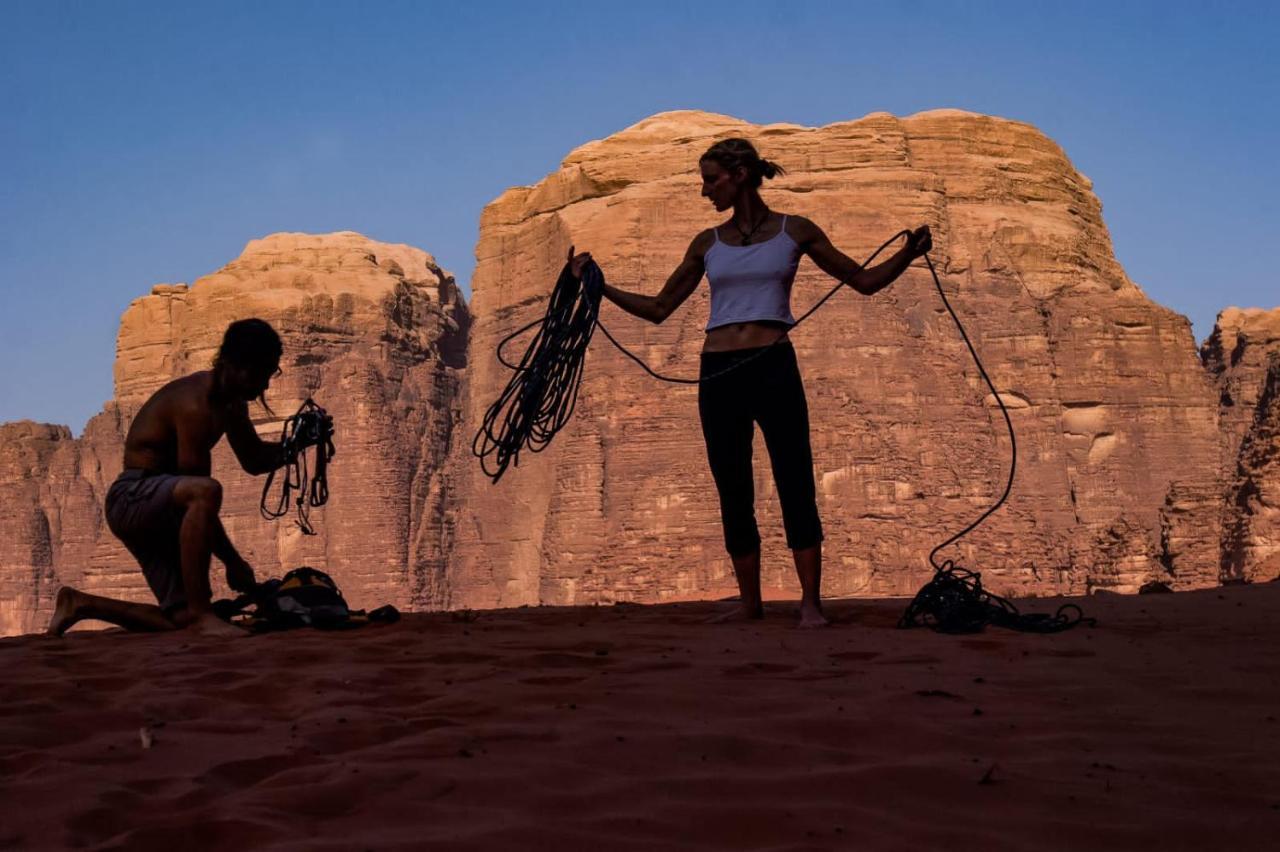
top-left (2, 585), bottom-right (1278, 850)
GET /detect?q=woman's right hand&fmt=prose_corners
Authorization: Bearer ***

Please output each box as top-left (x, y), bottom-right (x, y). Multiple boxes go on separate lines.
top-left (906, 225), bottom-right (932, 259)
top-left (567, 245), bottom-right (593, 279)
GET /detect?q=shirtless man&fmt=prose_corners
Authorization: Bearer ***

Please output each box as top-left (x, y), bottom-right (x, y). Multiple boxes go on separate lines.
top-left (47, 318), bottom-right (289, 638)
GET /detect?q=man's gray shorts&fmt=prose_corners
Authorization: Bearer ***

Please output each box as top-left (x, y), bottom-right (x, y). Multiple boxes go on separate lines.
top-left (104, 469), bottom-right (187, 615)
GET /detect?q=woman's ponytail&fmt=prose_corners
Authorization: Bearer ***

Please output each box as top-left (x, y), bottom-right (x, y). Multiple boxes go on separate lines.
top-left (758, 158), bottom-right (787, 181)
top-left (701, 139), bottom-right (786, 189)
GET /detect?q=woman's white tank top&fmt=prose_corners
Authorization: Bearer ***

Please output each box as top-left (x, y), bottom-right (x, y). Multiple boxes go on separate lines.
top-left (702, 215), bottom-right (802, 331)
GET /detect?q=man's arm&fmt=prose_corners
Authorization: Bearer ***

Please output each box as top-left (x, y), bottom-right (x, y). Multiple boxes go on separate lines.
top-left (210, 516), bottom-right (243, 564)
top-left (224, 400), bottom-right (285, 476)
top-left (212, 406), bottom-right (260, 587)
top-left (791, 216), bottom-right (915, 296)
top-left (209, 516), bottom-right (255, 590)
top-left (599, 231), bottom-right (712, 324)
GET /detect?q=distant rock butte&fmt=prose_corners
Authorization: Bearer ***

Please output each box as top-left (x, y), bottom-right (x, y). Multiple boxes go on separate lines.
top-left (1, 231), bottom-right (469, 636)
top-left (1200, 308), bottom-right (1280, 582)
top-left (1, 111), bottom-right (1277, 635)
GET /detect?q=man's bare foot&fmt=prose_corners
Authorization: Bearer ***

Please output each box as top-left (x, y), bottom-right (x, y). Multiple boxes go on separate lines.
top-left (188, 612), bottom-right (248, 638)
top-left (46, 587), bottom-right (81, 637)
top-left (797, 602), bottom-right (829, 629)
top-left (706, 601), bottom-right (765, 624)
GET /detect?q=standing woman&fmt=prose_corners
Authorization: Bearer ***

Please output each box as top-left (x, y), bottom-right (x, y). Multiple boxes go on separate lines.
top-left (569, 138), bottom-right (931, 627)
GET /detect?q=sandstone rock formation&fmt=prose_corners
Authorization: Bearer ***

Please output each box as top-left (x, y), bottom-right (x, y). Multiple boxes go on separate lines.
top-left (0, 233), bottom-right (468, 636)
top-left (443, 109), bottom-right (1264, 607)
top-left (2, 110), bottom-right (1278, 636)
top-left (1201, 308), bottom-right (1280, 581)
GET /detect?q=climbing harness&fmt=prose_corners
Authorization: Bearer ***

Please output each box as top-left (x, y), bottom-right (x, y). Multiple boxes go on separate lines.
top-left (475, 228), bottom-right (1092, 633)
top-left (261, 398), bottom-right (335, 535)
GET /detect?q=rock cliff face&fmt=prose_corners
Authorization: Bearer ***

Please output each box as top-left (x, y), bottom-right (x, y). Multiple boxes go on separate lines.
top-left (0, 233), bottom-right (469, 636)
top-left (2, 110), bottom-right (1278, 636)
top-left (444, 109), bottom-right (1255, 606)
top-left (1201, 309), bottom-right (1280, 581)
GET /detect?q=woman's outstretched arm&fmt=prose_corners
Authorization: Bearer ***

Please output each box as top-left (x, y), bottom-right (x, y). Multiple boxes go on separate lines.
top-left (791, 216), bottom-right (929, 296)
top-left (569, 230), bottom-right (714, 324)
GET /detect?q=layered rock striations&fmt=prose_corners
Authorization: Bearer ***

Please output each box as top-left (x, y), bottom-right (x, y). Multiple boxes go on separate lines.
top-left (1201, 309), bottom-right (1280, 581)
top-left (2, 110), bottom-right (1278, 636)
top-left (0, 233), bottom-right (469, 636)
top-left (445, 109), bottom-right (1259, 606)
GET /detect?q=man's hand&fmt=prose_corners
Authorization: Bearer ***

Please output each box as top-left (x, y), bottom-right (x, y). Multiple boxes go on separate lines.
top-left (294, 413), bottom-right (334, 451)
top-left (906, 225), bottom-right (933, 259)
top-left (225, 558), bottom-right (257, 594)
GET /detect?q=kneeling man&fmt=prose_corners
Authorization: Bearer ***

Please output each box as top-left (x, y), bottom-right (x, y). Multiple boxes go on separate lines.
top-left (48, 318), bottom-right (288, 638)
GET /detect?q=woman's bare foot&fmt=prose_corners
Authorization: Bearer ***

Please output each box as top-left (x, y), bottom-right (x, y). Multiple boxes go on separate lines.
top-left (46, 587), bottom-right (81, 637)
top-left (706, 601), bottom-right (765, 624)
top-left (797, 602), bottom-right (829, 629)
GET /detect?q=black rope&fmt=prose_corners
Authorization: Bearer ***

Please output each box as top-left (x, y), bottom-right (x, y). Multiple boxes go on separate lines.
top-left (595, 229), bottom-right (908, 384)
top-left (472, 263), bottom-right (602, 482)
top-left (896, 560), bottom-right (1093, 634)
top-left (261, 398), bottom-right (335, 535)
top-left (474, 231), bottom-right (905, 482)
top-left (474, 228), bottom-right (1092, 633)
top-left (894, 250), bottom-right (1094, 633)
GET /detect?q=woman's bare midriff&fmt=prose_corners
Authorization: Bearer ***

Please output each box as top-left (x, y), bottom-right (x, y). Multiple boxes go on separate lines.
top-left (702, 321), bottom-right (791, 353)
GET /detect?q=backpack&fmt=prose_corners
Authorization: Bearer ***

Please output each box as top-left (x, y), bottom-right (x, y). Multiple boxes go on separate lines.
top-left (214, 566), bottom-right (400, 632)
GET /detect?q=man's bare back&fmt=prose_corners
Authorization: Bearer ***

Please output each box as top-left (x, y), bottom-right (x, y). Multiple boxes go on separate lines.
top-left (124, 371), bottom-right (266, 477)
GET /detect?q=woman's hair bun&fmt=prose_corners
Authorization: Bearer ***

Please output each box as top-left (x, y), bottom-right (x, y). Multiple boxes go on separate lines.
top-left (701, 138), bottom-right (786, 188)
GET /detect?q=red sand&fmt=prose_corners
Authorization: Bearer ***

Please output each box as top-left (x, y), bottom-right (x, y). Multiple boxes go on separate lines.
top-left (3, 584), bottom-right (1279, 851)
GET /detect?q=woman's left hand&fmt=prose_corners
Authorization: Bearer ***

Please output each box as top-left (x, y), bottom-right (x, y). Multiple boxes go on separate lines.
top-left (907, 225), bottom-right (933, 258)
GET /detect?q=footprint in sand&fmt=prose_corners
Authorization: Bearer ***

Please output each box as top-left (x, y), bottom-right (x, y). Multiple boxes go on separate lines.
top-left (613, 660), bottom-right (693, 674)
top-left (66, 805), bottom-right (137, 847)
top-left (784, 669), bottom-right (852, 682)
top-left (508, 652), bottom-right (609, 669)
top-left (300, 720), bottom-right (418, 757)
top-left (342, 688), bottom-right (438, 709)
top-left (531, 641), bottom-right (617, 655)
top-left (875, 654), bottom-right (942, 666)
top-left (74, 674), bottom-right (136, 692)
top-left (104, 817), bottom-right (289, 851)
top-left (960, 639), bottom-right (1006, 652)
top-left (0, 749), bottom-right (51, 780)
top-left (198, 753), bottom-right (302, 792)
top-left (519, 675), bottom-right (589, 686)
top-left (121, 778), bottom-right (170, 795)
top-left (252, 769), bottom-right (418, 820)
top-left (723, 662), bottom-right (797, 677)
top-left (0, 699), bottom-right (60, 718)
top-left (828, 650), bottom-right (881, 662)
top-left (425, 651), bottom-right (501, 665)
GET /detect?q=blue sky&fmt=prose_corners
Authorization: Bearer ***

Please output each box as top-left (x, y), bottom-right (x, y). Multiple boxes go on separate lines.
top-left (2, 0), bottom-right (1276, 435)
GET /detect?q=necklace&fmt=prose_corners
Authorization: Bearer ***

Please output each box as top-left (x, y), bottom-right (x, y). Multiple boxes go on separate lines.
top-left (733, 209), bottom-right (770, 245)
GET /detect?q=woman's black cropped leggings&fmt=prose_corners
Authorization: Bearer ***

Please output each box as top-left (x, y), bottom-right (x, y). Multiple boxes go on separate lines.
top-left (698, 339), bottom-right (824, 557)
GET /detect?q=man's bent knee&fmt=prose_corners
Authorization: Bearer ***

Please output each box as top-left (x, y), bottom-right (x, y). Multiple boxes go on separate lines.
top-left (173, 477), bottom-right (223, 512)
